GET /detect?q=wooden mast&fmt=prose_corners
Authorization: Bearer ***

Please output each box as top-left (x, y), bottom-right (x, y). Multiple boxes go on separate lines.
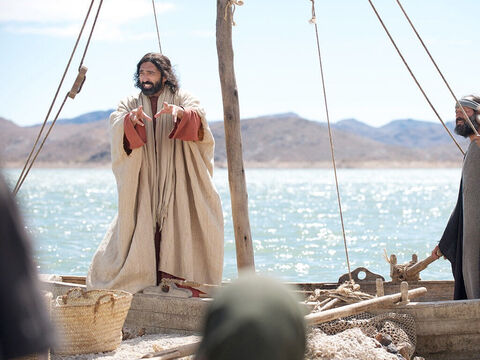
top-left (216, 0), bottom-right (255, 272)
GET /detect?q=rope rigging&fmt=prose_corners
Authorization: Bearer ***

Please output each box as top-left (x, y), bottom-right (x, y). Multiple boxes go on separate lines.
top-left (151, 0), bottom-right (163, 54)
top-left (309, 0), bottom-right (353, 283)
top-left (307, 0), bottom-right (471, 282)
top-left (13, 0), bottom-right (104, 195)
top-left (394, 0), bottom-right (479, 137)
top-left (14, 0), bottom-right (166, 195)
top-left (366, 0), bottom-right (466, 156)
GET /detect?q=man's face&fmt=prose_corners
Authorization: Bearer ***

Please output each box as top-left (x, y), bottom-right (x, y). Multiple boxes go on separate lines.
top-left (455, 106), bottom-right (478, 137)
top-left (138, 62), bottom-right (163, 96)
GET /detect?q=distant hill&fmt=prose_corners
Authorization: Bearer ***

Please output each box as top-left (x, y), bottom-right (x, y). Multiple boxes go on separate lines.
top-left (0, 112), bottom-right (467, 167)
top-left (334, 118), bottom-right (465, 148)
top-left (211, 114), bottom-right (465, 167)
top-left (55, 110), bottom-right (114, 125)
top-left (0, 114), bottom-right (111, 165)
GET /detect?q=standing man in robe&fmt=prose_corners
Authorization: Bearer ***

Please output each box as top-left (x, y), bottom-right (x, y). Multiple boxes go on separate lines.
top-left (432, 95), bottom-right (480, 300)
top-left (87, 53), bottom-right (224, 294)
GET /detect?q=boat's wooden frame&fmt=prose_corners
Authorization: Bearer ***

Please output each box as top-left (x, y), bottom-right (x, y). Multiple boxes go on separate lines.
top-left (41, 274), bottom-right (480, 360)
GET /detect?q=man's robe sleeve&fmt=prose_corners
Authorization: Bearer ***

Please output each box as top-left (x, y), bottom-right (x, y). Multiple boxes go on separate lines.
top-left (168, 109), bottom-right (203, 141)
top-left (123, 113), bottom-right (147, 153)
top-left (123, 108), bottom-right (202, 153)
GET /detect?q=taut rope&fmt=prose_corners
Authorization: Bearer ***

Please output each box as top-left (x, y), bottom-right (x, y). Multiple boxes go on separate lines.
top-left (151, 0), bottom-right (163, 53)
top-left (309, 0), bottom-right (353, 283)
top-left (395, 0), bottom-right (478, 137)
top-left (366, 0), bottom-right (465, 156)
top-left (13, 0), bottom-right (104, 195)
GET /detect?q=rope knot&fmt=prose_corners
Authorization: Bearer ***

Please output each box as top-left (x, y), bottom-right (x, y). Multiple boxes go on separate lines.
top-left (309, 0), bottom-right (317, 24)
top-left (224, 0), bottom-right (244, 26)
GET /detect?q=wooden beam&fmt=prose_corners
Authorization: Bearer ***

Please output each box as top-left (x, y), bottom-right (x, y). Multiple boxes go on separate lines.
top-left (216, 0), bottom-right (255, 272)
top-left (305, 287), bottom-right (427, 325)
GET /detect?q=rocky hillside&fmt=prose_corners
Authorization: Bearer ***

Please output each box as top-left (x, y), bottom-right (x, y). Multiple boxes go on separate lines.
top-left (0, 112), bottom-right (467, 167)
top-left (210, 113), bottom-right (466, 167)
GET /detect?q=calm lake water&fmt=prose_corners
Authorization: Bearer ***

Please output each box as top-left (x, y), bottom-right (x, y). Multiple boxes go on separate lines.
top-left (5, 168), bottom-right (459, 282)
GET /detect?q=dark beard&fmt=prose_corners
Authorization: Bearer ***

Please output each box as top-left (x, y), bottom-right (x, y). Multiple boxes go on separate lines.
top-left (454, 114), bottom-right (478, 137)
top-left (140, 80), bottom-right (163, 96)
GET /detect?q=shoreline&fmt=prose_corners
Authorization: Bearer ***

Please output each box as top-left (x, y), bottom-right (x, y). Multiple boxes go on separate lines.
top-left (2, 160), bottom-right (463, 169)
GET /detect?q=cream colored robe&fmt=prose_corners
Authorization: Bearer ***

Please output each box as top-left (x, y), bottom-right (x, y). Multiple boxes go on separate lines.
top-left (87, 89), bottom-right (224, 294)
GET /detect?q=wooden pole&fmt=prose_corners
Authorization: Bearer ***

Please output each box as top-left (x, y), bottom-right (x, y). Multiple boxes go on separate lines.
top-left (305, 287), bottom-right (427, 325)
top-left (375, 278), bottom-right (384, 297)
top-left (216, 0), bottom-right (255, 272)
top-left (400, 281), bottom-right (409, 303)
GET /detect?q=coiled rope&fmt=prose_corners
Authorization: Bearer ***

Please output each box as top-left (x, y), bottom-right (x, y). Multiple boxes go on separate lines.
top-left (13, 0), bottom-right (104, 195)
top-left (309, 0), bottom-right (353, 283)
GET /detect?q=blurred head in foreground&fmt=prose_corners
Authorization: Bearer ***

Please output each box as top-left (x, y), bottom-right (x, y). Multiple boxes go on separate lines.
top-left (0, 172), bottom-right (55, 358)
top-left (196, 274), bottom-right (306, 360)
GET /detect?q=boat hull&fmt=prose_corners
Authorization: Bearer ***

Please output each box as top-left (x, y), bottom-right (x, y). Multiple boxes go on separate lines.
top-left (40, 275), bottom-right (480, 359)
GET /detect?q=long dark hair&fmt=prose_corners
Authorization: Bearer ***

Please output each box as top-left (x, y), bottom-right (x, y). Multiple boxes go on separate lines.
top-left (134, 53), bottom-right (179, 93)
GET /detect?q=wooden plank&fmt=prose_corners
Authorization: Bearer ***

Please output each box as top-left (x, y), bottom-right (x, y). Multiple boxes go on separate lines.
top-left (387, 299), bottom-right (480, 320)
top-left (415, 319), bottom-right (480, 336)
top-left (425, 350), bottom-right (480, 360)
top-left (125, 309), bottom-right (203, 332)
top-left (60, 275), bottom-right (87, 285)
top-left (130, 294), bottom-right (209, 315)
top-left (416, 334), bottom-right (480, 358)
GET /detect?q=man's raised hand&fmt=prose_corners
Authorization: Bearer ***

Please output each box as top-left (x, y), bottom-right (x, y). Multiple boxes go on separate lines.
top-left (129, 105), bottom-right (152, 127)
top-left (155, 102), bottom-right (184, 121)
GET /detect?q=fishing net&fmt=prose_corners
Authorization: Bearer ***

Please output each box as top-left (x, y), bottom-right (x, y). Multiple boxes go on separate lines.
top-left (306, 312), bottom-right (416, 360)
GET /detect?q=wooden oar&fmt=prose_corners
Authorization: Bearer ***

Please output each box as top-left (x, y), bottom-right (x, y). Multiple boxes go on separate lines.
top-left (140, 286), bottom-right (427, 359)
top-left (405, 254), bottom-right (437, 278)
top-left (405, 249), bottom-right (442, 279)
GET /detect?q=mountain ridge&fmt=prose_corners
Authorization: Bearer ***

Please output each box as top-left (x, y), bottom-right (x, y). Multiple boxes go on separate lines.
top-left (0, 112), bottom-right (467, 167)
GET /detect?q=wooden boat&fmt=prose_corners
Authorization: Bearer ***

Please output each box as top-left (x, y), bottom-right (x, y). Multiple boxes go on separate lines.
top-left (40, 269), bottom-right (480, 360)
top-left (29, 2), bottom-right (480, 360)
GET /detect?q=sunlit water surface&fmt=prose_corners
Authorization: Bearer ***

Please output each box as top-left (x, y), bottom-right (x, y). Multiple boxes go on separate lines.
top-left (5, 168), bottom-right (459, 282)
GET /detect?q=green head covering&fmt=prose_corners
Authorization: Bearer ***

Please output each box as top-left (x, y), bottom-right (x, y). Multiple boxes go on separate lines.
top-left (196, 274), bottom-right (306, 360)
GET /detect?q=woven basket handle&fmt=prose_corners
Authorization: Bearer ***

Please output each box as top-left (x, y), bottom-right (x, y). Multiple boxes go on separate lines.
top-left (62, 287), bottom-right (87, 304)
top-left (93, 293), bottom-right (115, 323)
top-left (93, 293), bottom-right (116, 323)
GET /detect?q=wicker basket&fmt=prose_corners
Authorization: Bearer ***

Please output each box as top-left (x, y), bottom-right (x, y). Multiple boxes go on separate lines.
top-left (52, 288), bottom-right (132, 355)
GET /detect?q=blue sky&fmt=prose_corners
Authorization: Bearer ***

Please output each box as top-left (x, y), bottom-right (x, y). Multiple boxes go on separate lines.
top-left (1, 0), bottom-right (479, 127)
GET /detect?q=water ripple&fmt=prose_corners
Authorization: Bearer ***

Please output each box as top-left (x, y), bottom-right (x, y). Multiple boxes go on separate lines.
top-left (5, 168), bottom-right (459, 283)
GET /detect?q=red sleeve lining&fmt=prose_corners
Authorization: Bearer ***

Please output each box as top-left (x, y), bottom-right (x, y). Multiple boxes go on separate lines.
top-left (124, 113), bottom-right (147, 150)
top-left (168, 109), bottom-right (202, 141)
